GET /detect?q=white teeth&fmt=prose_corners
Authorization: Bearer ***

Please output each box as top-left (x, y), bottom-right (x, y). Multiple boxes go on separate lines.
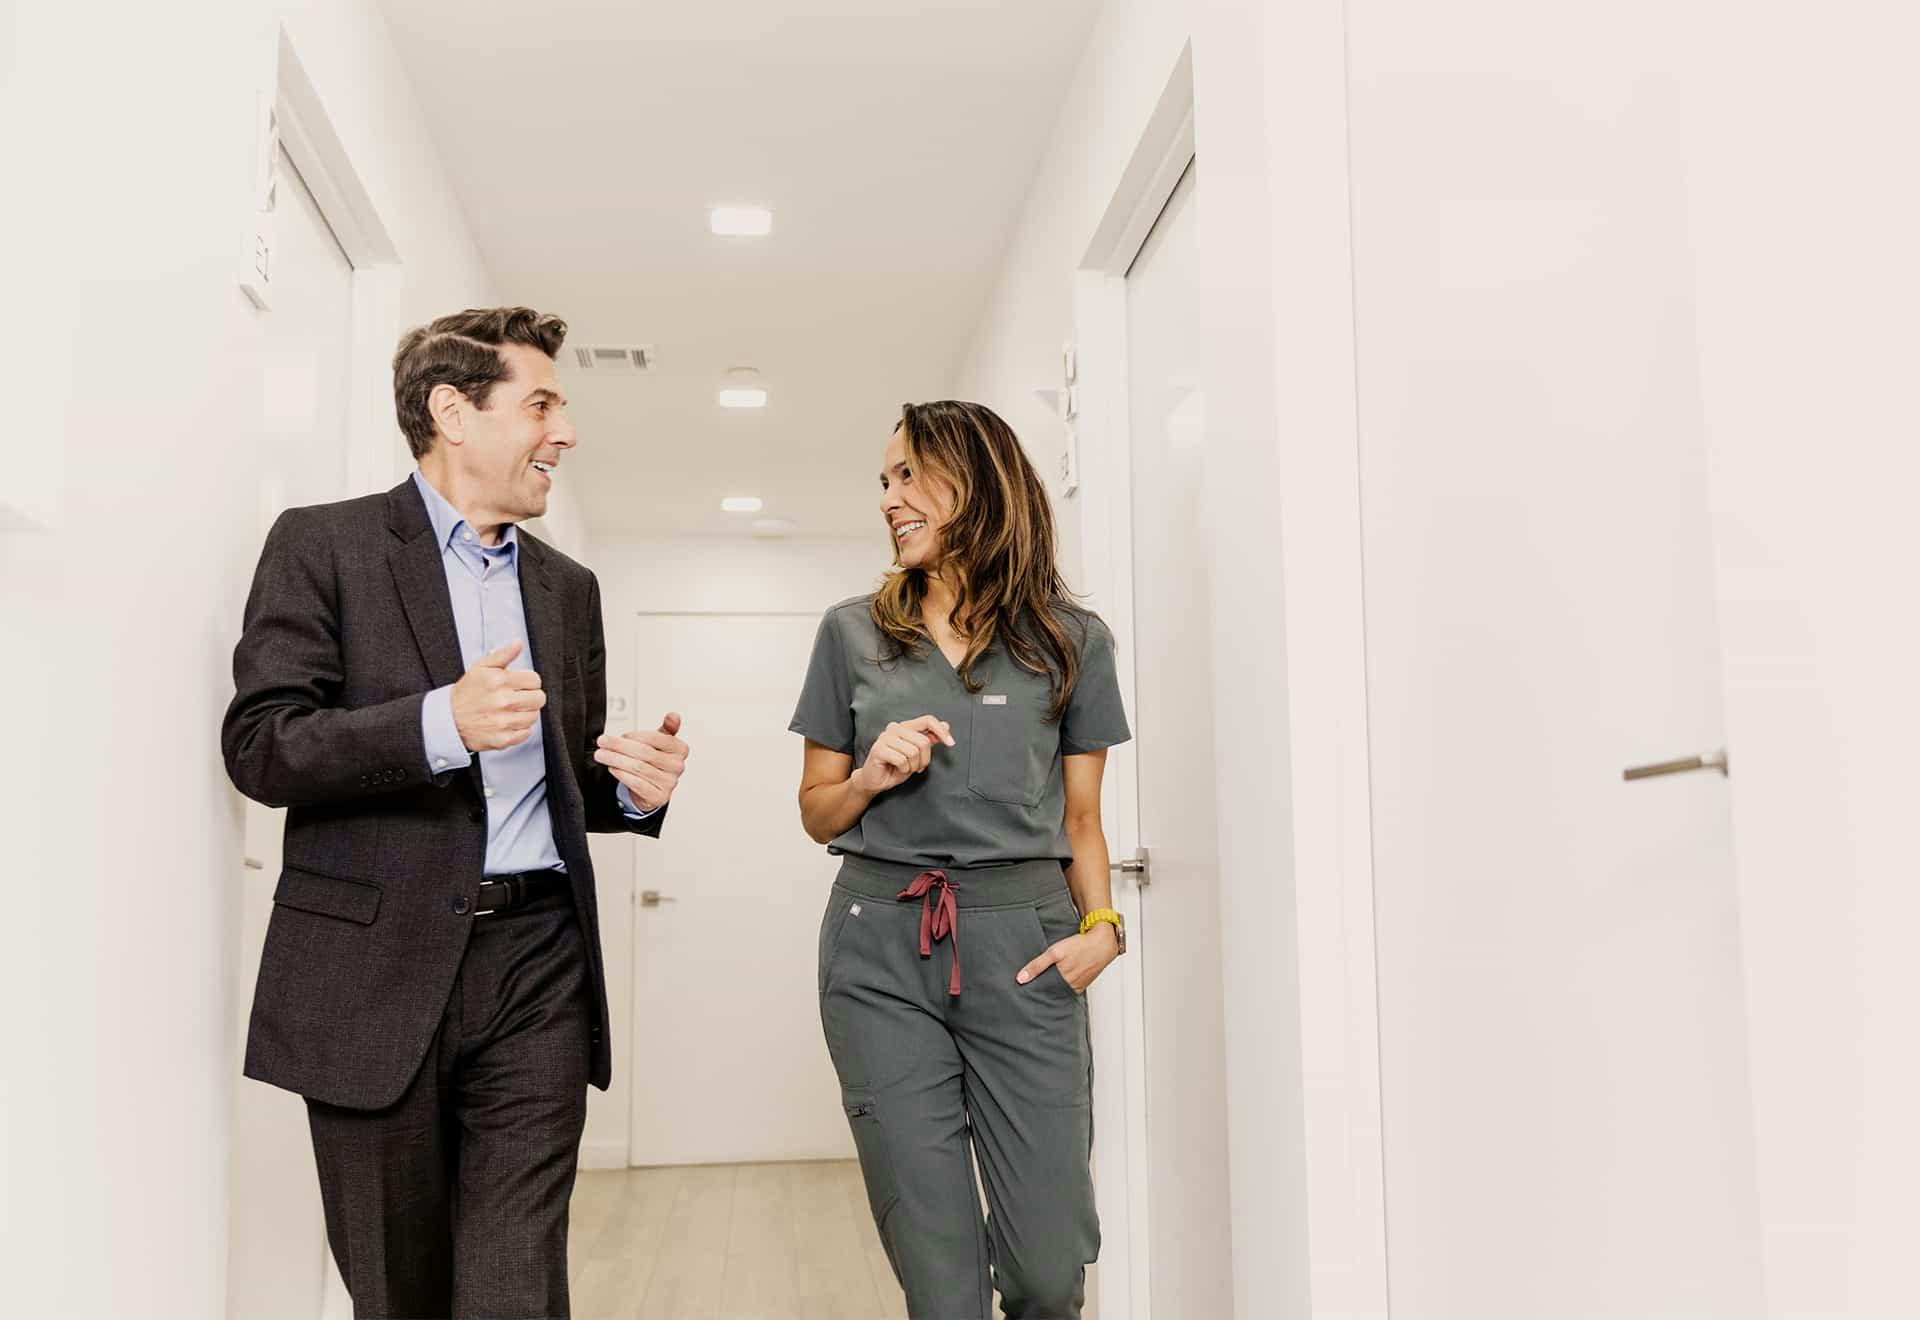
top-left (895, 521), bottom-right (926, 535)
top-left (532, 461), bottom-right (554, 474)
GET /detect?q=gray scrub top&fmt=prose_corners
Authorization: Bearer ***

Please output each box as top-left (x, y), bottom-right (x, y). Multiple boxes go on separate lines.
top-left (790, 594), bottom-right (1133, 869)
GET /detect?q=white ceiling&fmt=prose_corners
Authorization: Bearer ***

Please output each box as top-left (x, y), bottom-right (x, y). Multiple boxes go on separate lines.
top-left (380, 0), bottom-right (1103, 540)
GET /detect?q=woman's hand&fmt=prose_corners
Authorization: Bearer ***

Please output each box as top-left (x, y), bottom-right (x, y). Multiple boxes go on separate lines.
top-left (850, 715), bottom-right (955, 796)
top-left (1016, 923), bottom-right (1120, 994)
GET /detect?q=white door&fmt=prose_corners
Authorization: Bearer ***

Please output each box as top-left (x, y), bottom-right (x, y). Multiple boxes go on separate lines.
top-left (227, 147), bottom-right (355, 1318)
top-left (628, 613), bottom-right (854, 1166)
top-left (1684, 4), bottom-right (1920, 1312)
top-left (1345, 5), bottom-right (1761, 1315)
top-left (1121, 162), bottom-right (1238, 1320)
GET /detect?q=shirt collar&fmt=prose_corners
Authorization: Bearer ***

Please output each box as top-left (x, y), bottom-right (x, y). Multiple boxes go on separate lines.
top-left (412, 469), bottom-right (517, 556)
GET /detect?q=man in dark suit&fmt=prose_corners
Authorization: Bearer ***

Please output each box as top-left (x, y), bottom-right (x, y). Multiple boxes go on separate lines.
top-left (223, 307), bottom-right (688, 1318)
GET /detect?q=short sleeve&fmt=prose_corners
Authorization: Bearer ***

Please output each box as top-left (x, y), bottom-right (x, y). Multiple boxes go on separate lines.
top-left (790, 607), bottom-right (857, 753)
top-left (1061, 613), bottom-right (1131, 754)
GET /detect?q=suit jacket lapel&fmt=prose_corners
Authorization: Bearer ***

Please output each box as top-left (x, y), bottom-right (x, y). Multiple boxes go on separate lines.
top-left (518, 538), bottom-right (576, 807)
top-left (386, 479), bottom-right (466, 692)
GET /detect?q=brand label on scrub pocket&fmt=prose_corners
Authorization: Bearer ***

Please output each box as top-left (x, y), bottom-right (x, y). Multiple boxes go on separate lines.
top-left (982, 695), bottom-right (1008, 706)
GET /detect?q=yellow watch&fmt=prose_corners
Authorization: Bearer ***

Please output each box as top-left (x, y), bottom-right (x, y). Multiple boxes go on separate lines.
top-left (1080, 907), bottom-right (1126, 955)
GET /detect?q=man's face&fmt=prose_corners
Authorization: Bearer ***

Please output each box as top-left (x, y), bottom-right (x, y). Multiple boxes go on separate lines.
top-left (446, 342), bottom-right (576, 523)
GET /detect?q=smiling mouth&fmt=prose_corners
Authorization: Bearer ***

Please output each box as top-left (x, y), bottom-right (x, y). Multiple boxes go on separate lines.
top-left (531, 460), bottom-right (555, 478)
top-left (893, 520), bottom-right (927, 538)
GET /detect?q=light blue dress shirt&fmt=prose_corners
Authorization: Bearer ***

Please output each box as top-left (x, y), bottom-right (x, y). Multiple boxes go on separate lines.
top-left (413, 471), bottom-right (649, 875)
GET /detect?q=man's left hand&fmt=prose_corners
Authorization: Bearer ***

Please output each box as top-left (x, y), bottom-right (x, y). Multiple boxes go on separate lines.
top-left (595, 712), bottom-right (688, 812)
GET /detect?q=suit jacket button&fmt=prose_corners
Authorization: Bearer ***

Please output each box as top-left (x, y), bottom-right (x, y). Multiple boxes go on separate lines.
top-left (452, 894), bottom-right (471, 915)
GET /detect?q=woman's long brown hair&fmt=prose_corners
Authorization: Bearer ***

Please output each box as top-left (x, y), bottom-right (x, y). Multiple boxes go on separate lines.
top-left (870, 401), bottom-right (1083, 719)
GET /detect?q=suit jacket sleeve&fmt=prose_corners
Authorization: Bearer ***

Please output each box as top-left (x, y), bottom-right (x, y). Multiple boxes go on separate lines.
top-left (581, 571), bottom-right (667, 837)
top-left (222, 508), bottom-right (430, 807)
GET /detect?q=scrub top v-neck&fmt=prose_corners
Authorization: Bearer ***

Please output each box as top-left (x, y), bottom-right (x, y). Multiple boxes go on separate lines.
top-left (790, 594), bottom-right (1132, 869)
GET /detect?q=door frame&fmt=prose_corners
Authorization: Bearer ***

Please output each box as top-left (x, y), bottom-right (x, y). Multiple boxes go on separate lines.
top-left (1067, 48), bottom-right (1196, 1320)
top-left (272, 26), bottom-right (407, 498)
top-left (1072, 23), bottom-right (1392, 1316)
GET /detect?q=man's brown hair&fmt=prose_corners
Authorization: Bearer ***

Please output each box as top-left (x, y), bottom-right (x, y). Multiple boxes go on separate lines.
top-left (391, 307), bottom-right (568, 458)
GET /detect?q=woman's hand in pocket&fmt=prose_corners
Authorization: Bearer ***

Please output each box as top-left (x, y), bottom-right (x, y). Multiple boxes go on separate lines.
top-left (1016, 925), bottom-right (1120, 994)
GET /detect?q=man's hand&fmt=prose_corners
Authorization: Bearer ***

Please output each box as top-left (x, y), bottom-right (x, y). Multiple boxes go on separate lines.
top-left (595, 713), bottom-right (690, 812)
top-left (451, 641), bottom-right (545, 752)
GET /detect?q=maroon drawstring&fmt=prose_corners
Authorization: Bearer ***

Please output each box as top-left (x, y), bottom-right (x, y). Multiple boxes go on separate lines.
top-left (897, 870), bottom-right (961, 996)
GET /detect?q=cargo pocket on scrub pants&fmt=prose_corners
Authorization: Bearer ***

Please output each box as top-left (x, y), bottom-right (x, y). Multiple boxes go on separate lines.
top-left (843, 1086), bottom-right (905, 1283)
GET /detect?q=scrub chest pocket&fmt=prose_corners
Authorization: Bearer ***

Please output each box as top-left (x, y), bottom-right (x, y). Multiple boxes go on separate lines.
top-left (967, 690), bottom-right (1052, 808)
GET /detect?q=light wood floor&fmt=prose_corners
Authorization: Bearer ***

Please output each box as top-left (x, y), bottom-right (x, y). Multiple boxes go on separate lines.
top-left (566, 1161), bottom-right (909, 1320)
top-left (568, 1160), bottom-right (1101, 1319)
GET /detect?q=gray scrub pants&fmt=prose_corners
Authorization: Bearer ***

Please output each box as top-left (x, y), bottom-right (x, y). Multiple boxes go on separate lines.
top-left (818, 856), bottom-right (1099, 1320)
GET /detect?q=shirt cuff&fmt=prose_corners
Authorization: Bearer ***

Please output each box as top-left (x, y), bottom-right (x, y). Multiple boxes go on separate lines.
top-left (422, 686), bottom-right (473, 780)
top-left (616, 782), bottom-right (660, 820)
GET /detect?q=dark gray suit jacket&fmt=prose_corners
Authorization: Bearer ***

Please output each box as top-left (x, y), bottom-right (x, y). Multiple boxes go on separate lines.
top-left (222, 477), bottom-right (662, 1109)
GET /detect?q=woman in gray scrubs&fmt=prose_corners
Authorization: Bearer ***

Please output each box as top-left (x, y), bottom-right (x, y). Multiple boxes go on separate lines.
top-left (791, 400), bottom-right (1132, 1320)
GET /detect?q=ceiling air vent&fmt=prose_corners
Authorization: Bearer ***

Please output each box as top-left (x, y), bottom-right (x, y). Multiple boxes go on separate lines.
top-left (568, 345), bottom-right (654, 374)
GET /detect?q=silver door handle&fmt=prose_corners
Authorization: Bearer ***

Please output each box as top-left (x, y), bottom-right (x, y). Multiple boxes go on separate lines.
top-left (1109, 846), bottom-right (1151, 883)
top-left (1623, 747), bottom-right (1729, 782)
top-left (639, 889), bottom-right (678, 908)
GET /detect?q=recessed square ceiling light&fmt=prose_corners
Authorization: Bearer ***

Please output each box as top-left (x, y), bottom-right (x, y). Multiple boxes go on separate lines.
top-left (719, 387), bottom-right (768, 409)
top-left (721, 496), bottom-right (765, 514)
top-left (710, 206), bottom-right (773, 237)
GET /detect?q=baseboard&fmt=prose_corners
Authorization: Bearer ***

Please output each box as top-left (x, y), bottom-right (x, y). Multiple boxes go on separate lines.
top-left (579, 1138), bottom-right (630, 1172)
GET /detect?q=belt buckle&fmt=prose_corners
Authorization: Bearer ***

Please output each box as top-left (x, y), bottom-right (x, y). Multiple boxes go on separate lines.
top-left (474, 876), bottom-right (515, 918)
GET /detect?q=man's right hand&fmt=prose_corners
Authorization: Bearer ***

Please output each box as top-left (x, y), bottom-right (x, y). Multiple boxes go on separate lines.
top-left (851, 715), bottom-right (956, 796)
top-left (451, 641), bottom-right (545, 752)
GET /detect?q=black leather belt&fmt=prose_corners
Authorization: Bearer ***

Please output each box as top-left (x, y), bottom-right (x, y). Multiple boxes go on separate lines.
top-left (474, 870), bottom-right (568, 916)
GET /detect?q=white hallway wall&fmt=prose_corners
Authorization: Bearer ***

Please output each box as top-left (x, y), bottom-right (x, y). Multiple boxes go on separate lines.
top-left (578, 534), bottom-right (890, 1165)
top-left (1174, 4), bottom-right (1920, 1315)
top-left (0, 0), bottom-right (501, 1313)
top-left (955, 0), bottom-right (1193, 592)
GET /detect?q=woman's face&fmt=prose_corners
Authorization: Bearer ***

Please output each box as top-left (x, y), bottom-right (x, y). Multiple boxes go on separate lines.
top-left (879, 425), bottom-right (955, 571)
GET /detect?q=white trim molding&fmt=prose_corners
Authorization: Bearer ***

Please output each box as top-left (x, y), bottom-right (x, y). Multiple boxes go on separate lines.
top-left (1071, 43), bottom-right (1202, 1320)
top-left (272, 27), bottom-right (407, 499)
top-left (1189, 0), bottom-right (1392, 1315)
